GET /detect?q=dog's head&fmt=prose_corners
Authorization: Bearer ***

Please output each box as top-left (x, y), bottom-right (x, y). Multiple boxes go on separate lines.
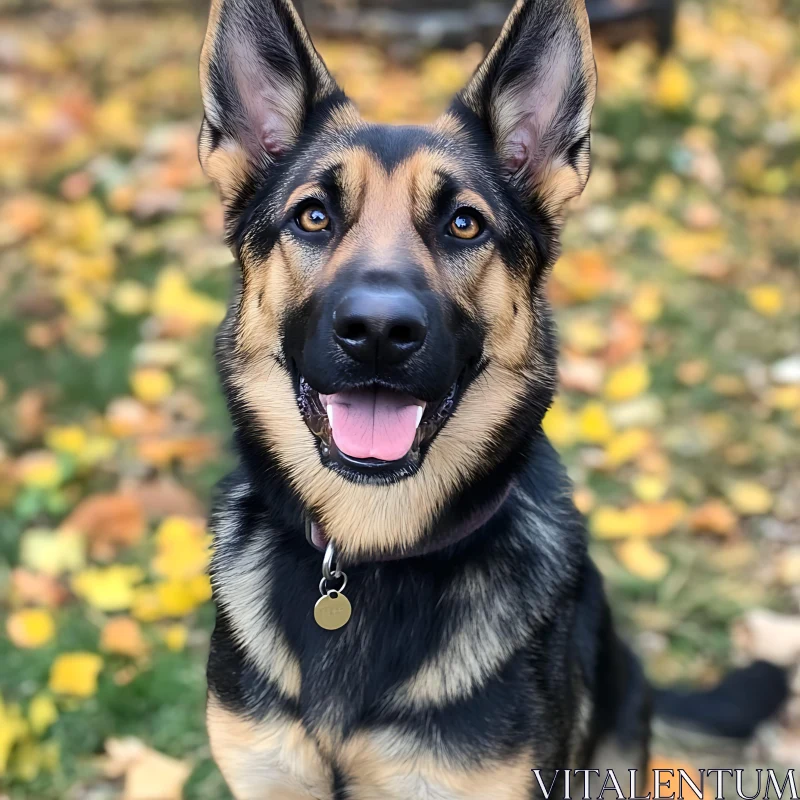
top-left (199, 0), bottom-right (596, 559)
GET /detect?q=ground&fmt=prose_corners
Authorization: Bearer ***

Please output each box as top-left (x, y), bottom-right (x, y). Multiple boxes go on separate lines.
top-left (0, 1), bottom-right (799, 797)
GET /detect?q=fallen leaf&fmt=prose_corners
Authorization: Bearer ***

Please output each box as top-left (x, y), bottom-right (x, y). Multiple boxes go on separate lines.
top-left (726, 481), bottom-right (774, 515)
top-left (28, 694), bottom-right (58, 735)
top-left (6, 608), bottom-right (55, 649)
top-left (123, 746), bottom-right (191, 800)
top-left (10, 569), bottom-right (68, 608)
top-left (121, 479), bottom-right (204, 520)
top-left (49, 652), bottom-right (103, 698)
top-left (578, 401), bottom-right (615, 444)
top-left (101, 617), bottom-right (149, 659)
top-left (15, 451), bottom-right (62, 490)
top-left (688, 500), bottom-right (738, 536)
top-left (130, 368), bottom-right (174, 406)
top-left (20, 529), bottom-right (86, 577)
top-left (605, 361), bottom-right (651, 402)
top-left (152, 516), bottom-right (210, 580)
top-left (161, 624), bottom-right (188, 652)
top-left (62, 492), bottom-right (146, 559)
top-left (616, 539), bottom-right (669, 581)
top-left (541, 399), bottom-right (578, 448)
top-left (72, 565), bottom-right (145, 612)
top-left (747, 284), bottom-right (784, 317)
top-left (654, 57), bottom-right (694, 110)
top-left (604, 428), bottom-right (652, 468)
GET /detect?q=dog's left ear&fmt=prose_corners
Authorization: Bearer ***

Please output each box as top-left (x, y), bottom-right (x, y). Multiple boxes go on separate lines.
top-left (199, 0), bottom-right (342, 216)
top-left (455, 0), bottom-right (596, 214)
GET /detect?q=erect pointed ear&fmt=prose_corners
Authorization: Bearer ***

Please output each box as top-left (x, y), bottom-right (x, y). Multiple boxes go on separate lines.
top-left (199, 0), bottom-right (343, 215)
top-left (456, 0), bottom-right (596, 215)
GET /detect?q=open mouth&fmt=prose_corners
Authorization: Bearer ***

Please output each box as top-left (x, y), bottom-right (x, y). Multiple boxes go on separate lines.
top-left (297, 377), bottom-right (459, 478)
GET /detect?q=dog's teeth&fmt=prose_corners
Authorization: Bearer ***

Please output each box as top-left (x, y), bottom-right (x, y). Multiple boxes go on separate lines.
top-left (327, 405), bottom-right (335, 428)
top-left (415, 406), bottom-right (423, 428)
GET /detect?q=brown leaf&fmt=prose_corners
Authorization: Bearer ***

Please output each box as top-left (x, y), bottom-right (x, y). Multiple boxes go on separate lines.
top-left (62, 493), bottom-right (146, 559)
top-left (15, 389), bottom-right (47, 441)
top-left (688, 500), bottom-right (738, 537)
top-left (120, 479), bottom-right (204, 521)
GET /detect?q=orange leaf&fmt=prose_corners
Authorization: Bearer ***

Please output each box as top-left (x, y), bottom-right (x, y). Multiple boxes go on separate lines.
top-left (101, 617), bottom-right (149, 659)
top-left (688, 500), bottom-right (738, 537)
top-left (62, 493), bottom-right (146, 559)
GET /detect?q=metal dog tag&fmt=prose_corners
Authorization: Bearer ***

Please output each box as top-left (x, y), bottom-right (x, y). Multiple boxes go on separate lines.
top-left (314, 541), bottom-right (351, 630)
top-left (314, 590), bottom-right (351, 630)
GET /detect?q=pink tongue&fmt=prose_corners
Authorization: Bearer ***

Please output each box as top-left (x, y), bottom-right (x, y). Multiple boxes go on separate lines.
top-left (323, 389), bottom-right (424, 462)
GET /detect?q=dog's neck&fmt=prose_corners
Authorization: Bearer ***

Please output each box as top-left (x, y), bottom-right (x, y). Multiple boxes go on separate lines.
top-left (305, 475), bottom-right (515, 564)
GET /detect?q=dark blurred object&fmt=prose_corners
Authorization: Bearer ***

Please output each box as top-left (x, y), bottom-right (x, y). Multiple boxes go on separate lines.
top-left (299, 0), bottom-right (677, 59)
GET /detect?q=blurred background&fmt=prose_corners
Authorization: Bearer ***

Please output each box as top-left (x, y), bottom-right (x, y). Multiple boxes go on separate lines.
top-left (0, 0), bottom-right (799, 797)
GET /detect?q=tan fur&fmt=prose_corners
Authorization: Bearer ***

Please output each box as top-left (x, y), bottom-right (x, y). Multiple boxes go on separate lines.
top-left (338, 731), bottom-right (535, 800)
top-left (212, 504), bottom-right (302, 699)
top-left (209, 695), bottom-right (536, 800)
top-left (233, 351), bottom-right (532, 559)
top-left (389, 558), bottom-right (532, 708)
top-left (207, 694), bottom-right (332, 800)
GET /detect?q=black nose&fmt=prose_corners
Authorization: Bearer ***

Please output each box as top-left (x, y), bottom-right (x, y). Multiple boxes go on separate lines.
top-left (333, 286), bottom-right (428, 367)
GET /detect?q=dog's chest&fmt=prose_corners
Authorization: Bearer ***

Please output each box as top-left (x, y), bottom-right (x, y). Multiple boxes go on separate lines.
top-left (207, 694), bottom-right (539, 800)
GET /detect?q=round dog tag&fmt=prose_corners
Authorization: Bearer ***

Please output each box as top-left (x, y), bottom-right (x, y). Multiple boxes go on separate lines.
top-left (314, 590), bottom-right (351, 630)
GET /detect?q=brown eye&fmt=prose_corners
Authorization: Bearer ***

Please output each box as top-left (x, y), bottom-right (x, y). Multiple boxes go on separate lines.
top-left (297, 204), bottom-right (330, 232)
top-left (449, 211), bottom-right (481, 240)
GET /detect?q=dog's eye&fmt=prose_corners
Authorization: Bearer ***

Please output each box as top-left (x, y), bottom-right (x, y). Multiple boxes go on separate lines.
top-left (448, 210), bottom-right (482, 240)
top-left (297, 204), bottom-right (330, 233)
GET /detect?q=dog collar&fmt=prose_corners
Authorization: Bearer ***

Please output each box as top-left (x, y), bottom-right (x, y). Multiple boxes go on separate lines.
top-left (307, 480), bottom-right (514, 630)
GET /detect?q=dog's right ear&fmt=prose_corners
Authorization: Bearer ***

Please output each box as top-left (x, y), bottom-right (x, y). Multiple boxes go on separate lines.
top-left (199, 0), bottom-right (341, 217)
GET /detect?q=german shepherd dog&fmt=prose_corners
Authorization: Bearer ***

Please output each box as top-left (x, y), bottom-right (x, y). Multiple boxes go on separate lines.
top-left (198, 1), bottom-right (788, 797)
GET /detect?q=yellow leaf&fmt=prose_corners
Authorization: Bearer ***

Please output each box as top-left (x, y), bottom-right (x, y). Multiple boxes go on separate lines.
top-left (727, 481), bottom-right (773, 515)
top-left (563, 317), bottom-right (607, 354)
top-left (152, 268), bottom-right (226, 331)
top-left (162, 624), bottom-right (188, 652)
top-left (747, 285), bottom-right (784, 317)
top-left (112, 280), bottom-right (151, 316)
top-left (28, 693), bottom-right (58, 735)
top-left (131, 368), bottom-right (174, 405)
top-left (72, 565), bottom-right (145, 612)
top-left (156, 579), bottom-right (205, 618)
top-left (616, 539), bottom-right (669, 581)
top-left (591, 500), bottom-right (685, 540)
top-left (604, 362), bottom-right (651, 402)
top-left (577, 401), bottom-right (615, 444)
top-left (101, 617), bottom-right (149, 659)
top-left (45, 425), bottom-right (88, 456)
top-left (541, 399), bottom-right (578, 448)
top-left (632, 474), bottom-right (668, 503)
top-left (152, 516), bottom-right (211, 580)
top-left (6, 608), bottom-right (55, 649)
top-left (629, 284), bottom-right (663, 323)
top-left (132, 587), bottom-right (163, 623)
top-left (49, 652), bottom-right (103, 698)
top-left (591, 506), bottom-right (647, 539)
top-left (0, 694), bottom-right (30, 775)
top-left (604, 428), bottom-right (651, 468)
top-left (654, 57), bottom-right (694, 110)
top-left (17, 451), bottom-right (62, 489)
top-left (20, 528), bottom-right (86, 576)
